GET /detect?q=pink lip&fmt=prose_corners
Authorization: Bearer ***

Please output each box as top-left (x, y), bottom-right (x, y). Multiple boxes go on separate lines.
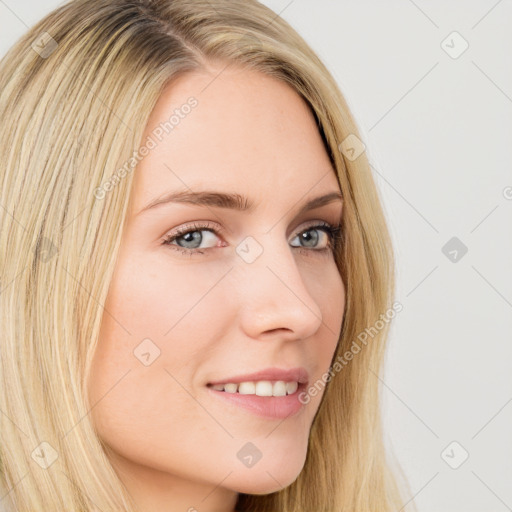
top-left (206, 367), bottom-right (310, 420)
top-left (207, 367), bottom-right (309, 386)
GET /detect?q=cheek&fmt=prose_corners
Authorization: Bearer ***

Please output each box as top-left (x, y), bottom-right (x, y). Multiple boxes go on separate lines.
top-left (100, 252), bottom-right (219, 346)
top-left (86, 254), bottom-right (226, 431)
top-left (308, 258), bottom-right (345, 339)
top-left (303, 261), bottom-right (345, 389)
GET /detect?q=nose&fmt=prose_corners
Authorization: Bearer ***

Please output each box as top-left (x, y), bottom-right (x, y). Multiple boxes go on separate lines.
top-left (234, 234), bottom-right (324, 342)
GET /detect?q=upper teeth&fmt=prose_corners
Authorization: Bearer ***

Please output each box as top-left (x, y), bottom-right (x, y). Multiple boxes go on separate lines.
top-left (210, 380), bottom-right (299, 396)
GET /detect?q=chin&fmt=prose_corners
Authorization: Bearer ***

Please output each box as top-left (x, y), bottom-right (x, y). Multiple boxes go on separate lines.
top-left (229, 452), bottom-right (306, 495)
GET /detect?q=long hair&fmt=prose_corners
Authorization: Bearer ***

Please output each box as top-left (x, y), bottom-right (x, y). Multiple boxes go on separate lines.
top-left (0, 1), bottom-right (416, 510)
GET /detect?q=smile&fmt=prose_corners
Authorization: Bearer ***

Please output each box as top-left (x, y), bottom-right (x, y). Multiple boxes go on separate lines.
top-left (208, 380), bottom-right (299, 396)
top-left (206, 381), bottom-right (308, 419)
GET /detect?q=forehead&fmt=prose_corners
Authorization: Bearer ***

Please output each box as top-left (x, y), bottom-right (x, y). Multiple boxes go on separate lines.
top-left (130, 64), bottom-right (339, 213)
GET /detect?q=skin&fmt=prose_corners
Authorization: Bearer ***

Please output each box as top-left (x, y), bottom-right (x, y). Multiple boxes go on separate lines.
top-left (87, 61), bottom-right (345, 512)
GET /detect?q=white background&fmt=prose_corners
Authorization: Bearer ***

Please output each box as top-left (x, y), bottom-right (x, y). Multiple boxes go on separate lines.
top-left (1, 1), bottom-right (511, 511)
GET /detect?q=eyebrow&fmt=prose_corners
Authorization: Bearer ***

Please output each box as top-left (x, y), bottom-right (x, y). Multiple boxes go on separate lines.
top-left (137, 189), bottom-right (343, 217)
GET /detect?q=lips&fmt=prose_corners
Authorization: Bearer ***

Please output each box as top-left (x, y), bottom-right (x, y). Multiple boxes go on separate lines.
top-left (205, 367), bottom-right (310, 419)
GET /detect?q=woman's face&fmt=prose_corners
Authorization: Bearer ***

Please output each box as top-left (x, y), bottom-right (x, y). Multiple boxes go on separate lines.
top-left (88, 63), bottom-right (345, 510)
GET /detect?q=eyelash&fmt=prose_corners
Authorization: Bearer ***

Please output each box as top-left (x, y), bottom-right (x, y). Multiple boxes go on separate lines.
top-left (161, 221), bottom-right (342, 257)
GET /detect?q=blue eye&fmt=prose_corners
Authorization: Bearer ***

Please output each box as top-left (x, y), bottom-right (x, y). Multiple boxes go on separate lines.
top-left (161, 221), bottom-right (224, 255)
top-left (289, 224), bottom-right (341, 252)
top-left (162, 221), bottom-right (342, 257)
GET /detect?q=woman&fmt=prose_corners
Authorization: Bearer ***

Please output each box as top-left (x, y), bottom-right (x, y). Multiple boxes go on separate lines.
top-left (0, 1), bottom-right (415, 510)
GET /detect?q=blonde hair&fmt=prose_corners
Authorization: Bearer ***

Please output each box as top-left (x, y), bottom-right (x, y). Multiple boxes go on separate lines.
top-left (0, 1), bottom-right (416, 510)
